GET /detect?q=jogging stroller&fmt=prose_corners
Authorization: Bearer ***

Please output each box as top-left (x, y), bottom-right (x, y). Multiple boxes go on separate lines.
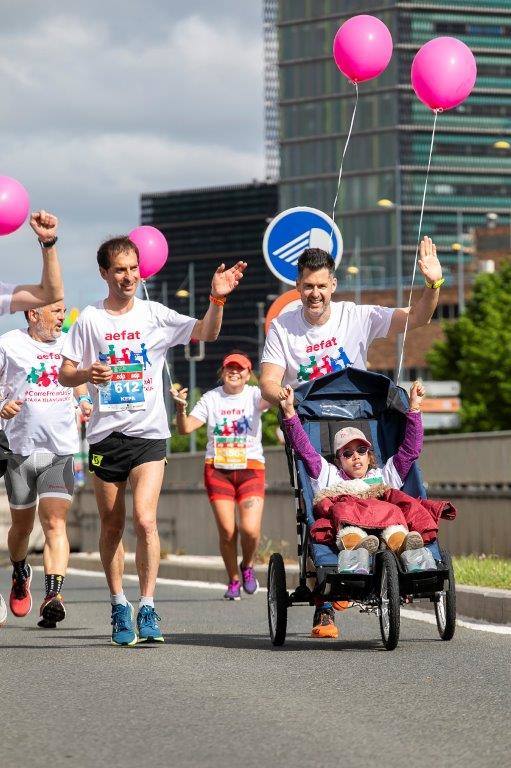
top-left (267, 367), bottom-right (456, 650)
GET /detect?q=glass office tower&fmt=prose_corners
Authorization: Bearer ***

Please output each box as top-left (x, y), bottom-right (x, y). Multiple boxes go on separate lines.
top-left (274, 0), bottom-right (511, 289)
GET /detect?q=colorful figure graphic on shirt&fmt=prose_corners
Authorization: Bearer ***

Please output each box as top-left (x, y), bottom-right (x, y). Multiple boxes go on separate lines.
top-left (297, 362), bottom-right (313, 382)
top-left (221, 418), bottom-right (232, 436)
top-left (36, 364), bottom-right (52, 388)
top-left (50, 365), bottom-right (60, 384)
top-left (320, 356), bottom-right (334, 375)
top-left (120, 347), bottom-right (132, 365)
top-left (129, 343), bottom-right (151, 370)
top-left (213, 423), bottom-right (223, 436)
top-left (238, 416), bottom-right (251, 434)
top-left (308, 355), bottom-right (323, 380)
top-left (329, 346), bottom-right (352, 372)
top-left (26, 367), bottom-right (40, 384)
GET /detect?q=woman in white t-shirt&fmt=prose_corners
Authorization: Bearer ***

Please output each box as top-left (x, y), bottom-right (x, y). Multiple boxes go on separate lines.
top-left (172, 352), bottom-right (271, 601)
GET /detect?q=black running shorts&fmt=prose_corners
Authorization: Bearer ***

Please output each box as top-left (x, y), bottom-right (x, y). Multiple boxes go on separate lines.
top-left (89, 432), bottom-right (167, 483)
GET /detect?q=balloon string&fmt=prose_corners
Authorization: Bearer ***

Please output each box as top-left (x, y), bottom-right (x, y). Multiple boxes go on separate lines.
top-left (141, 279), bottom-right (174, 386)
top-left (396, 109), bottom-right (439, 384)
top-left (330, 80), bottom-right (359, 244)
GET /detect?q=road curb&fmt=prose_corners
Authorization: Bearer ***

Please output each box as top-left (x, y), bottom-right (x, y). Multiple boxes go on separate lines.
top-left (4, 552), bottom-right (510, 625)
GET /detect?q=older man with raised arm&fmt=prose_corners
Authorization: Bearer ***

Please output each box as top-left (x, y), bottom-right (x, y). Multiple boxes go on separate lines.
top-left (260, 236), bottom-right (443, 639)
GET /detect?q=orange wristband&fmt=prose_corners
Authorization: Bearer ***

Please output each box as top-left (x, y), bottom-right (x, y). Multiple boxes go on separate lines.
top-left (209, 294), bottom-right (226, 306)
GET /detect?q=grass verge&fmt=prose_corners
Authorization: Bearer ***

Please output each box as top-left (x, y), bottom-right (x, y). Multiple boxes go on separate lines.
top-left (453, 555), bottom-right (511, 590)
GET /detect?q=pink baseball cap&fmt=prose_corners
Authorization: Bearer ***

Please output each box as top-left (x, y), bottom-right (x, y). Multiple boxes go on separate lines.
top-left (333, 427), bottom-right (372, 455)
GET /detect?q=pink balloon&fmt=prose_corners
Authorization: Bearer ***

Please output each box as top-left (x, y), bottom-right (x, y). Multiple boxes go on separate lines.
top-left (0, 176), bottom-right (29, 236)
top-left (129, 225), bottom-right (168, 279)
top-left (333, 15), bottom-right (393, 84)
top-left (411, 37), bottom-right (477, 111)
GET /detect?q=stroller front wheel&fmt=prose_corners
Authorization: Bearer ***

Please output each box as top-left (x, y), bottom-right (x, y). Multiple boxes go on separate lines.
top-left (267, 553), bottom-right (288, 646)
top-left (378, 550), bottom-right (400, 651)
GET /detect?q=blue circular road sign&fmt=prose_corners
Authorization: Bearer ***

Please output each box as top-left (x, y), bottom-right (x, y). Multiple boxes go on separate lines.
top-left (262, 206), bottom-right (343, 286)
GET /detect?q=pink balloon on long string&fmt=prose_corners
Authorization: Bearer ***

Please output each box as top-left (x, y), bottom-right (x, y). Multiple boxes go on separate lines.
top-left (129, 225), bottom-right (168, 279)
top-left (333, 15), bottom-right (393, 83)
top-left (411, 37), bottom-right (477, 111)
top-left (0, 176), bottom-right (30, 236)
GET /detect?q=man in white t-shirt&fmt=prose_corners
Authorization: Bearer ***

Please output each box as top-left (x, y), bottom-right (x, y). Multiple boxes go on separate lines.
top-left (0, 301), bottom-right (91, 629)
top-left (260, 240), bottom-right (443, 638)
top-left (0, 209), bottom-right (64, 630)
top-left (59, 235), bottom-right (246, 646)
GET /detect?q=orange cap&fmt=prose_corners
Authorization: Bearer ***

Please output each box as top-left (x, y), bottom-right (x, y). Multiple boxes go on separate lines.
top-left (222, 353), bottom-right (252, 371)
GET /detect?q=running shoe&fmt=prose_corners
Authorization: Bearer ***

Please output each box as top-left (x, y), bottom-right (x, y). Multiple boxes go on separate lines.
top-left (0, 594), bottom-right (7, 626)
top-left (38, 593), bottom-right (66, 629)
top-left (223, 580), bottom-right (241, 600)
top-left (111, 601), bottom-right (137, 647)
top-left (10, 563), bottom-right (32, 617)
top-left (137, 606), bottom-right (164, 643)
top-left (311, 606), bottom-right (339, 639)
top-left (240, 562), bottom-right (259, 595)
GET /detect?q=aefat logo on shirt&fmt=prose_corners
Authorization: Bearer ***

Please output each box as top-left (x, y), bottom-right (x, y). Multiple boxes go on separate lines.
top-left (297, 343), bottom-right (352, 383)
top-left (26, 362), bottom-right (61, 387)
top-left (99, 341), bottom-right (152, 370)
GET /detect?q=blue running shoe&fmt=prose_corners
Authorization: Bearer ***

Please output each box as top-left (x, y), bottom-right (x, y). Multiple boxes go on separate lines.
top-left (137, 606), bottom-right (164, 643)
top-left (111, 602), bottom-right (137, 646)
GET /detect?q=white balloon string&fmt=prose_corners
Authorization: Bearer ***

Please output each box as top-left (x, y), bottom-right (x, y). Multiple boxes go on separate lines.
top-left (330, 80), bottom-right (359, 245)
top-left (396, 109), bottom-right (439, 384)
top-left (141, 279), bottom-right (174, 386)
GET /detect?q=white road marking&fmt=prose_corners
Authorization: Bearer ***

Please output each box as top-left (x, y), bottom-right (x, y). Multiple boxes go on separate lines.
top-left (56, 568), bottom-right (511, 636)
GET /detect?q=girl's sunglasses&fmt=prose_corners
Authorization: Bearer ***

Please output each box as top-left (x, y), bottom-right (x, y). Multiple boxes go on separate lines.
top-left (340, 445), bottom-right (369, 459)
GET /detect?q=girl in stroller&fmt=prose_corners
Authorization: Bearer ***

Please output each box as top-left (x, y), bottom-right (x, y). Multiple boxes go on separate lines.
top-left (280, 381), bottom-right (439, 638)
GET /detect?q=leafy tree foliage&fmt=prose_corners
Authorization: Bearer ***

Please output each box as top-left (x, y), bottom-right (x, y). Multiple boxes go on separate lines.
top-left (427, 261), bottom-right (511, 431)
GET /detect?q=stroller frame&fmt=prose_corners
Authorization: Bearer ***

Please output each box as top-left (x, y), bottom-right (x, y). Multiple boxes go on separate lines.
top-left (267, 368), bottom-right (456, 650)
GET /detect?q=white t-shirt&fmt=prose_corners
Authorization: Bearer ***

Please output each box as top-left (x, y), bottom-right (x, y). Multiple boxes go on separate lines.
top-left (0, 329), bottom-right (79, 455)
top-left (0, 282), bottom-right (14, 315)
top-left (190, 385), bottom-right (266, 468)
top-left (311, 458), bottom-right (402, 496)
top-left (62, 297), bottom-right (196, 445)
top-left (261, 301), bottom-right (394, 388)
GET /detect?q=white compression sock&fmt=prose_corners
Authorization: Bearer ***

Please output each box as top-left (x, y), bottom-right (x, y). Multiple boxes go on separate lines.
top-left (139, 596), bottom-right (154, 609)
top-left (111, 592), bottom-right (128, 606)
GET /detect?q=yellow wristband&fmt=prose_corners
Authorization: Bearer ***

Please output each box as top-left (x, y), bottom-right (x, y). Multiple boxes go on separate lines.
top-left (425, 277), bottom-right (445, 290)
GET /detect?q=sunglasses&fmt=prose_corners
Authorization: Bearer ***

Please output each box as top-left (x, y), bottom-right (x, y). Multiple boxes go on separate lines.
top-left (340, 445), bottom-right (369, 459)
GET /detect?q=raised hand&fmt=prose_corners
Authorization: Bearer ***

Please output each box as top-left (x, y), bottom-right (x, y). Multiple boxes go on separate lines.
top-left (88, 361), bottom-right (112, 386)
top-left (418, 236), bottom-right (442, 284)
top-left (409, 380), bottom-right (425, 411)
top-left (29, 210), bottom-right (58, 242)
top-left (279, 385), bottom-right (295, 418)
top-left (211, 261), bottom-right (247, 298)
top-left (170, 386), bottom-right (188, 407)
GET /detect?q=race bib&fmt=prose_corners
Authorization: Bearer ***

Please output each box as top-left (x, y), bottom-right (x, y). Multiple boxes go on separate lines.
top-left (213, 435), bottom-right (247, 470)
top-left (98, 363), bottom-right (146, 412)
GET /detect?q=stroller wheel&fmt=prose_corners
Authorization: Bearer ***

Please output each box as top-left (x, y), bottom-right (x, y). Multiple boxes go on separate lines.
top-left (267, 553), bottom-right (288, 646)
top-left (378, 550), bottom-right (400, 651)
top-left (434, 548), bottom-right (456, 641)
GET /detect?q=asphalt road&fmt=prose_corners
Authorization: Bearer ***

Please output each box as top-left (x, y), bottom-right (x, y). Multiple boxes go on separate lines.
top-left (0, 567), bottom-right (509, 768)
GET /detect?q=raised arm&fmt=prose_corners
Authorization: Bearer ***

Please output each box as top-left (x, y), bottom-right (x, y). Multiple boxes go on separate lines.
top-left (59, 357), bottom-right (112, 389)
top-left (10, 211), bottom-right (64, 312)
top-left (192, 261), bottom-right (247, 342)
top-left (389, 236), bottom-right (443, 334)
top-left (391, 382), bottom-right (425, 480)
top-left (279, 386), bottom-right (323, 479)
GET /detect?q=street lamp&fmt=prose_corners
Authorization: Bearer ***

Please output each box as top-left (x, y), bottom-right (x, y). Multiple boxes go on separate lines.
top-left (493, 140), bottom-right (511, 150)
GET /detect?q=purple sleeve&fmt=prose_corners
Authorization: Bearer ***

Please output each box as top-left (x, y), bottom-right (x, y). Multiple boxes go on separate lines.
top-left (282, 414), bottom-right (322, 479)
top-left (392, 410), bottom-right (424, 480)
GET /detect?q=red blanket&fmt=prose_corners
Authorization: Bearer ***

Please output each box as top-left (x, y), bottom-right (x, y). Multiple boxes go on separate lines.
top-left (311, 488), bottom-right (456, 546)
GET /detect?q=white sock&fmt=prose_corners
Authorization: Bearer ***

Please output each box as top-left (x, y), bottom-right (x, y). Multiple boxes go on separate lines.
top-left (111, 592), bottom-right (128, 606)
top-left (139, 596), bottom-right (154, 609)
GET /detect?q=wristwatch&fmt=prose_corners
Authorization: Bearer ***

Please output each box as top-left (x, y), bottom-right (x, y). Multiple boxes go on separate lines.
top-left (425, 277), bottom-right (445, 289)
top-left (38, 236), bottom-right (58, 249)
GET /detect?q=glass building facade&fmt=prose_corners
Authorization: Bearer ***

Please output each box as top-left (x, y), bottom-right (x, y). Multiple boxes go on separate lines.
top-left (276, 0), bottom-right (511, 289)
top-left (141, 182), bottom-right (279, 392)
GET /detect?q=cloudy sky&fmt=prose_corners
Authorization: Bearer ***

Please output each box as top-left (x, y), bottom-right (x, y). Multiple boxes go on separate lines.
top-left (0, 0), bottom-right (264, 332)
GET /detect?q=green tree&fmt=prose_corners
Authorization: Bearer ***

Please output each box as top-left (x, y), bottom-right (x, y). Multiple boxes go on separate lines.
top-left (426, 261), bottom-right (511, 431)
